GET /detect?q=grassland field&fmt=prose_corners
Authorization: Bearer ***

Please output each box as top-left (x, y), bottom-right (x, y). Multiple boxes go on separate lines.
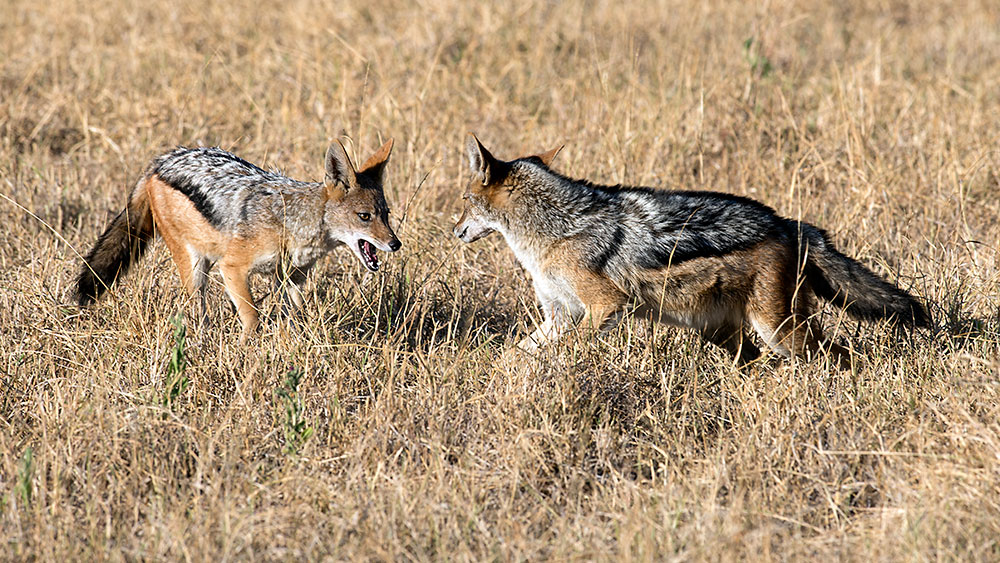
top-left (1, 0), bottom-right (999, 560)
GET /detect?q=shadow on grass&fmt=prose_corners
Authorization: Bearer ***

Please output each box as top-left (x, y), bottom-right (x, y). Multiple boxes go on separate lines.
top-left (311, 260), bottom-right (523, 354)
top-left (934, 290), bottom-right (1000, 351)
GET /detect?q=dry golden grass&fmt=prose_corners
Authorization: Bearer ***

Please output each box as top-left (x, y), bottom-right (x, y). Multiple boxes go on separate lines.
top-left (2, 0), bottom-right (999, 559)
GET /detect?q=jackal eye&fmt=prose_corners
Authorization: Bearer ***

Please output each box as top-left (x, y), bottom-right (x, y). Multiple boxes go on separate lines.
top-left (357, 212), bottom-right (371, 222)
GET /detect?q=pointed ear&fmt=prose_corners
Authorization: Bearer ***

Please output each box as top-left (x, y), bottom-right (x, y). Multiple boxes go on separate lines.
top-left (358, 138), bottom-right (393, 184)
top-left (324, 140), bottom-right (358, 192)
top-left (466, 133), bottom-right (500, 185)
top-left (531, 144), bottom-right (563, 167)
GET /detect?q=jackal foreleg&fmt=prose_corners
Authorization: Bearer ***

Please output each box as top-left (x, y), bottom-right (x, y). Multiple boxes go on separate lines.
top-left (517, 301), bottom-right (574, 353)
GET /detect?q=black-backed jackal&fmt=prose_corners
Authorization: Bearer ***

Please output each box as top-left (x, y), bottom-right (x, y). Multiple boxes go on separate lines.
top-left (454, 134), bottom-right (928, 367)
top-left (76, 139), bottom-right (401, 341)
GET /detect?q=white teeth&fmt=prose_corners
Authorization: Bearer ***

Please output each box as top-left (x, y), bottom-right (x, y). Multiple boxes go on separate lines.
top-left (358, 240), bottom-right (379, 271)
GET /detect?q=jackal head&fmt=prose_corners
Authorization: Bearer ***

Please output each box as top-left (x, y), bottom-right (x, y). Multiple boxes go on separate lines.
top-left (454, 134), bottom-right (561, 243)
top-left (323, 139), bottom-right (401, 271)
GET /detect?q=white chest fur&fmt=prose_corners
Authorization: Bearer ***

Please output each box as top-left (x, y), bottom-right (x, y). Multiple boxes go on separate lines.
top-left (505, 235), bottom-right (585, 318)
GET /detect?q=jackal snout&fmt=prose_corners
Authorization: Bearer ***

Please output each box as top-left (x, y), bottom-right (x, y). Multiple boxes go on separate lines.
top-left (453, 203), bottom-right (494, 243)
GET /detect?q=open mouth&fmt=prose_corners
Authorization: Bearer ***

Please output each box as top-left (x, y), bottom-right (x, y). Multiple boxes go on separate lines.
top-left (358, 239), bottom-right (379, 272)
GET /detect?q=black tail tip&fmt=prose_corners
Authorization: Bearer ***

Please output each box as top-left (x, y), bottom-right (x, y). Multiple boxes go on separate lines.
top-left (909, 302), bottom-right (932, 329)
top-left (891, 297), bottom-right (931, 329)
top-left (74, 277), bottom-right (101, 306)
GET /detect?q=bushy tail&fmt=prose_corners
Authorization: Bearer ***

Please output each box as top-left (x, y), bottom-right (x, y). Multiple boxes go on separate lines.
top-left (799, 223), bottom-right (930, 328)
top-left (75, 180), bottom-right (155, 305)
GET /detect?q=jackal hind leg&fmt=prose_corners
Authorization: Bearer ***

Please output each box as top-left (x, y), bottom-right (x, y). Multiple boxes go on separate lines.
top-left (803, 318), bottom-right (852, 369)
top-left (190, 256), bottom-right (215, 327)
top-left (159, 231), bottom-right (211, 329)
top-left (219, 260), bottom-right (258, 343)
top-left (700, 322), bottom-right (761, 367)
top-left (748, 278), bottom-right (851, 368)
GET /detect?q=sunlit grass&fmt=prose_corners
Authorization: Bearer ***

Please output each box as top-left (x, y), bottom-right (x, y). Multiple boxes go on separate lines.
top-left (1, 0), bottom-right (998, 559)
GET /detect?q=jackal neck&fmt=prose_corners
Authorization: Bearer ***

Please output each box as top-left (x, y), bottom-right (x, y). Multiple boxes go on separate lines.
top-left (498, 163), bottom-right (613, 242)
top-left (276, 182), bottom-right (328, 243)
